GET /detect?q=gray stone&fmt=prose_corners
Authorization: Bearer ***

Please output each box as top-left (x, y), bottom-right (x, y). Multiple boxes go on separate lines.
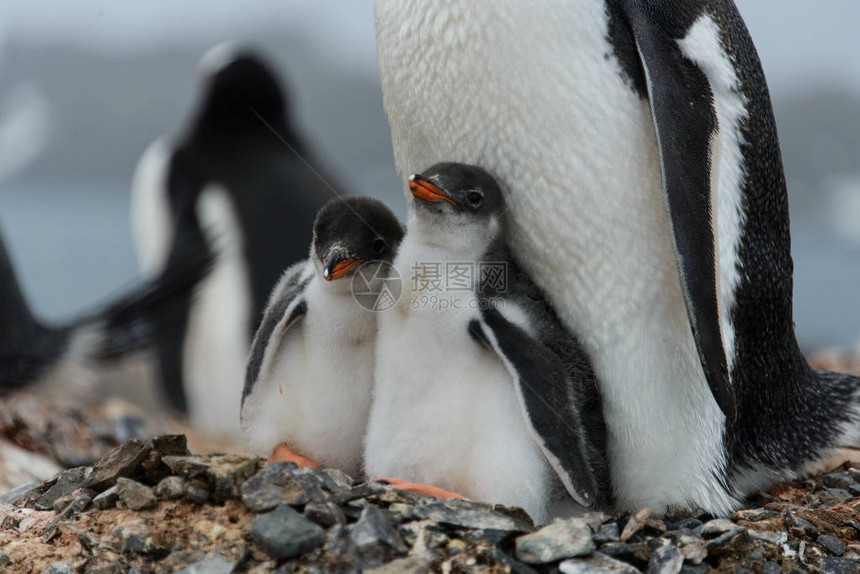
top-left (175, 555), bottom-right (236, 574)
top-left (184, 479), bottom-right (210, 504)
top-left (51, 487), bottom-right (96, 512)
top-left (84, 438), bottom-right (151, 491)
top-left (732, 508), bottom-right (780, 522)
top-left (413, 499), bottom-right (533, 532)
top-left (163, 453), bottom-right (262, 502)
top-left (820, 557), bottom-right (860, 574)
top-left (386, 503), bottom-right (414, 524)
top-left (763, 563), bottom-right (782, 574)
top-left (0, 551), bottom-right (10, 567)
top-left (515, 518), bottom-right (595, 564)
top-left (155, 476), bottom-right (186, 500)
top-left (679, 566), bottom-right (710, 574)
top-left (647, 542), bottom-right (683, 574)
top-left (824, 472), bottom-right (855, 489)
top-left (677, 534), bottom-right (707, 565)
top-left (560, 552), bottom-right (640, 573)
top-left (304, 500), bottom-right (346, 528)
top-left (366, 556), bottom-right (431, 574)
top-left (461, 528), bottom-right (513, 546)
top-left (665, 519), bottom-right (703, 532)
top-left (42, 492), bottom-right (92, 543)
top-left (40, 562), bottom-right (73, 574)
top-left (593, 522), bottom-right (621, 544)
top-left (92, 486), bottom-right (119, 510)
top-left (240, 462), bottom-right (322, 512)
top-left (749, 530), bottom-right (788, 545)
top-left (818, 535), bottom-right (847, 556)
top-left (819, 488), bottom-right (853, 505)
top-left (35, 467), bottom-right (89, 510)
top-left (620, 508), bottom-right (651, 542)
top-left (484, 547), bottom-right (541, 574)
top-left (115, 478), bottom-right (157, 510)
top-left (325, 524), bottom-right (361, 572)
top-left (250, 504), bottom-right (326, 561)
top-left (113, 523), bottom-right (160, 555)
top-left (785, 510), bottom-right (819, 536)
top-left (698, 519), bottom-right (744, 539)
top-left (600, 543), bottom-right (649, 566)
top-left (350, 505), bottom-right (408, 565)
top-left (0, 481), bottom-right (39, 505)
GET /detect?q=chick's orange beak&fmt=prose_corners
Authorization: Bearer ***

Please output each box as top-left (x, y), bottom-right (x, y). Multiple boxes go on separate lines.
top-left (409, 176), bottom-right (457, 206)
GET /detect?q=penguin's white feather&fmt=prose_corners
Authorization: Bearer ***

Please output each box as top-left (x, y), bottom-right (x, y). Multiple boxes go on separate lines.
top-left (130, 137), bottom-right (173, 277)
top-left (183, 186), bottom-right (252, 435)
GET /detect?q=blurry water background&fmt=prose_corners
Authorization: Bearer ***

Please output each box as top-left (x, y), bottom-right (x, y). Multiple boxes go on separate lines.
top-left (0, 1), bottom-right (858, 352)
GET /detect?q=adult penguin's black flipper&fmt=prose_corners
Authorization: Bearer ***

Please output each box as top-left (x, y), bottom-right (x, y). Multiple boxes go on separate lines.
top-left (469, 308), bottom-right (602, 508)
top-left (620, 0), bottom-right (735, 422)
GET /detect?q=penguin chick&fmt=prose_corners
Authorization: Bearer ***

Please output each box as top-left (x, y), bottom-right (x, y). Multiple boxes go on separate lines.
top-left (365, 162), bottom-right (609, 523)
top-left (241, 196), bottom-right (404, 476)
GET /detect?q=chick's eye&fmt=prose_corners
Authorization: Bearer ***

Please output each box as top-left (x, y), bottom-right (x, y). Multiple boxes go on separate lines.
top-left (466, 192), bottom-right (484, 208)
top-left (372, 238), bottom-right (386, 255)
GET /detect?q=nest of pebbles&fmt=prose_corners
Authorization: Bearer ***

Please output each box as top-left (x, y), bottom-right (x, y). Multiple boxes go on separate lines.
top-left (0, 429), bottom-right (859, 574)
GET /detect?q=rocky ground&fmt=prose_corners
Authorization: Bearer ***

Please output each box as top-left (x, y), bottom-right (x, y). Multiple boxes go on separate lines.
top-left (2, 381), bottom-right (860, 572)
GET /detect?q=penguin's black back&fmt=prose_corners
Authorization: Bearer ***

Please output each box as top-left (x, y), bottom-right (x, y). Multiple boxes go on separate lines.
top-left (605, 0), bottom-right (860, 471)
top-left (153, 51), bottom-right (331, 413)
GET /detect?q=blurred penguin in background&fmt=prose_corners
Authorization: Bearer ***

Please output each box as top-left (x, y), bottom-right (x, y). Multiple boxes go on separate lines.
top-left (130, 43), bottom-right (332, 435)
top-left (0, 220), bottom-right (212, 395)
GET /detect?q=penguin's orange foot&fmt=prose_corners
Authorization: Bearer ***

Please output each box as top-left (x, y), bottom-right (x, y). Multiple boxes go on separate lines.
top-left (269, 443), bottom-right (320, 469)
top-left (373, 477), bottom-right (464, 500)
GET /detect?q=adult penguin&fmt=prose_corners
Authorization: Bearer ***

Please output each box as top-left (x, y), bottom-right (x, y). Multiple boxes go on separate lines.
top-left (131, 43), bottom-right (331, 433)
top-left (374, 1), bottom-right (860, 514)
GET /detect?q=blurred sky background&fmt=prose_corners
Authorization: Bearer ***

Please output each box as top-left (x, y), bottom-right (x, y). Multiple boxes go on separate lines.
top-left (0, 1), bottom-right (858, 351)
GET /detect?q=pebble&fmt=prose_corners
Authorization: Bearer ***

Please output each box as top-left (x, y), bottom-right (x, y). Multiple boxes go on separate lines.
top-left (250, 504), bottom-right (326, 561)
top-left (600, 542), bottom-right (649, 567)
top-left (304, 500), bottom-right (346, 528)
top-left (820, 557), bottom-right (860, 574)
top-left (749, 529), bottom-right (788, 545)
top-left (115, 477), bottom-right (157, 510)
top-left (155, 476), bottom-right (187, 500)
top-left (240, 462), bottom-right (321, 512)
top-left (763, 563), bottom-right (782, 574)
top-left (351, 505), bottom-right (409, 566)
top-left (113, 523), bottom-right (160, 555)
top-left (593, 522), bottom-right (621, 544)
top-left (560, 552), bottom-right (639, 574)
top-left (733, 508), bottom-right (780, 522)
top-left (679, 565), bottom-right (710, 574)
top-left (698, 518), bottom-right (744, 539)
top-left (35, 467), bottom-right (89, 510)
top-left (40, 562), bottom-right (73, 574)
top-left (647, 542), bottom-right (683, 574)
top-left (785, 510), bottom-right (819, 536)
top-left (620, 508), bottom-right (651, 542)
top-left (162, 453), bottom-right (262, 503)
top-left (185, 479), bottom-right (211, 504)
top-left (823, 472), bottom-right (855, 490)
top-left (366, 555), bottom-right (431, 574)
top-left (84, 438), bottom-right (152, 491)
top-left (0, 551), bottom-right (9, 566)
top-left (818, 534), bottom-right (847, 556)
top-left (174, 555), bottom-right (236, 574)
top-left (413, 499), bottom-right (533, 532)
top-left (515, 518), bottom-right (595, 564)
top-left (92, 485), bottom-right (119, 510)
